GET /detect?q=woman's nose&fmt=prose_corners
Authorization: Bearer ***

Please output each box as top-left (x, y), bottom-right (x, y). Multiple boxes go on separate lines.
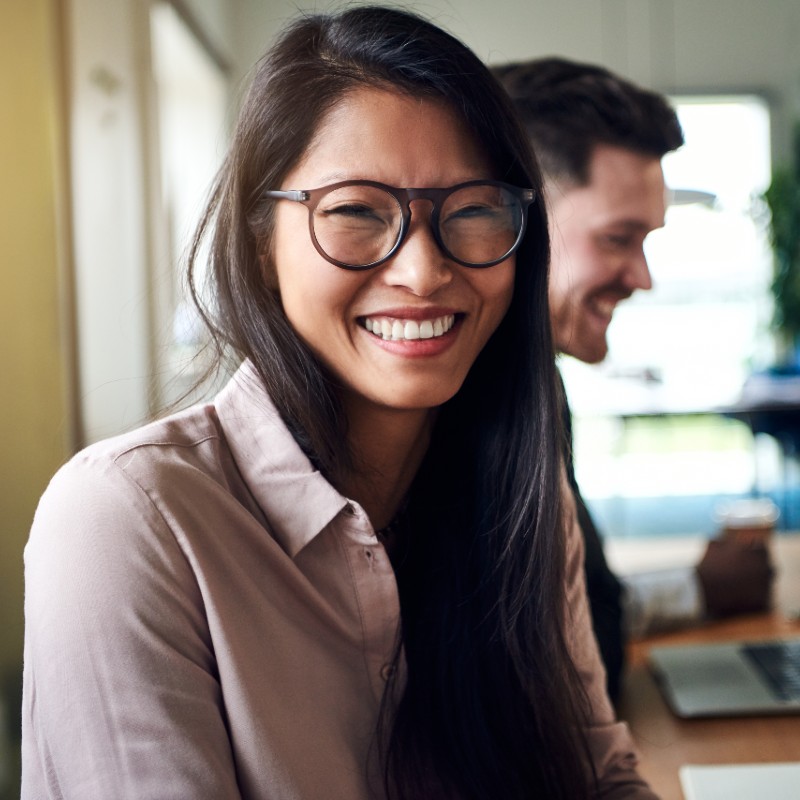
top-left (380, 201), bottom-right (454, 295)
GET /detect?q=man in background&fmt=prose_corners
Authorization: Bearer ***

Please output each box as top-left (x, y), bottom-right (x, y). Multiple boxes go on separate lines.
top-left (495, 58), bottom-right (773, 702)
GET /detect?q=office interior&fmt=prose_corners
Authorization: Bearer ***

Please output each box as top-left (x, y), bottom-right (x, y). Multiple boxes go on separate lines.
top-left (5, 0), bottom-right (800, 795)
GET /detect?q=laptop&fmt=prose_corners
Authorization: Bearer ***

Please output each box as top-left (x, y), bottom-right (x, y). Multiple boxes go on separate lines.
top-left (680, 763), bottom-right (800, 800)
top-left (648, 636), bottom-right (800, 718)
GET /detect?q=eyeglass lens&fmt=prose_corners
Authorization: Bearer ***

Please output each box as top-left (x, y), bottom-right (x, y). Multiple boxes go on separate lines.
top-left (311, 184), bottom-right (523, 268)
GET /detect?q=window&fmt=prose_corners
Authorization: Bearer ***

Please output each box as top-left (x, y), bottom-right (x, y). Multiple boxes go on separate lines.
top-left (149, 1), bottom-right (229, 408)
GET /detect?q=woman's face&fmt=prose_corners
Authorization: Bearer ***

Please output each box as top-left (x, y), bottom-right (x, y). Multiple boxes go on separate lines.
top-left (270, 87), bottom-right (515, 416)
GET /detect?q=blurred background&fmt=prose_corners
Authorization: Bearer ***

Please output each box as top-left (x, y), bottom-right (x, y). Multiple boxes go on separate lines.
top-left (4, 0), bottom-right (800, 795)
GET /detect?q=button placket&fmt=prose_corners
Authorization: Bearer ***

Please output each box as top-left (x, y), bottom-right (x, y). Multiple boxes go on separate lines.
top-left (340, 505), bottom-right (401, 702)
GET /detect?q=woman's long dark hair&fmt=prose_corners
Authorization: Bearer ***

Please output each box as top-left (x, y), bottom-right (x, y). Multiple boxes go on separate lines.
top-left (188, 6), bottom-right (593, 798)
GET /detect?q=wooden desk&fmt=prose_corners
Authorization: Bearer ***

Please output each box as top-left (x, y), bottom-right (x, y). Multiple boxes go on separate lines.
top-left (612, 535), bottom-right (800, 800)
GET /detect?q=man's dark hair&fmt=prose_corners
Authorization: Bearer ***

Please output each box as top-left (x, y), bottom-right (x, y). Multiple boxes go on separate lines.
top-left (493, 57), bottom-right (684, 185)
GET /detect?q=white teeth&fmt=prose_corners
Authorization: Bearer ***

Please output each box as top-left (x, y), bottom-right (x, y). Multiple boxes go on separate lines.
top-left (404, 321), bottom-right (420, 340)
top-left (363, 314), bottom-right (456, 341)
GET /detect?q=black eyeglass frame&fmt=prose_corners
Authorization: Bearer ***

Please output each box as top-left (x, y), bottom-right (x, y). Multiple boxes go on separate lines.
top-left (263, 179), bottom-right (536, 270)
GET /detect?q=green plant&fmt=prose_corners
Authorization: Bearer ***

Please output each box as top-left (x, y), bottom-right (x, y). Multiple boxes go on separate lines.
top-left (764, 123), bottom-right (800, 354)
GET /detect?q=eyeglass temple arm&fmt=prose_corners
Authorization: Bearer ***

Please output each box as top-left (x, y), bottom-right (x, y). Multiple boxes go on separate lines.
top-left (263, 189), bottom-right (310, 202)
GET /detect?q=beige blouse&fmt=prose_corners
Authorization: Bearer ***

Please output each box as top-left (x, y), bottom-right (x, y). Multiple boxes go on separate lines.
top-left (22, 361), bottom-right (657, 799)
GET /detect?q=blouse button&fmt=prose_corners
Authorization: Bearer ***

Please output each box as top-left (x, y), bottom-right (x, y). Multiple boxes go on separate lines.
top-left (380, 663), bottom-right (396, 681)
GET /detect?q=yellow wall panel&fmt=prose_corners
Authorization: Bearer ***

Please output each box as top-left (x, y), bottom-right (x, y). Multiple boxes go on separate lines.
top-left (0, 0), bottom-right (71, 683)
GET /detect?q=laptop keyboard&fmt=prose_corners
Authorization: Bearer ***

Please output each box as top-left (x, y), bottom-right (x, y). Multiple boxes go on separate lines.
top-left (742, 640), bottom-right (800, 701)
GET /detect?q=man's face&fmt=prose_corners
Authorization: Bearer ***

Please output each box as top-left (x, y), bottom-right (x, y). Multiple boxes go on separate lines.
top-left (548, 143), bottom-right (667, 363)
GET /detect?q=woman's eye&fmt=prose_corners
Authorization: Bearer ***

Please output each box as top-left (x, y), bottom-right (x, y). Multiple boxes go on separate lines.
top-left (323, 203), bottom-right (379, 218)
top-left (448, 204), bottom-right (495, 220)
top-left (443, 205), bottom-right (504, 230)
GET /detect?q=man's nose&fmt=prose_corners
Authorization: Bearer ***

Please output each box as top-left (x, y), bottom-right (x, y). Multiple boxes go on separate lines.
top-left (624, 248), bottom-right (653, 292)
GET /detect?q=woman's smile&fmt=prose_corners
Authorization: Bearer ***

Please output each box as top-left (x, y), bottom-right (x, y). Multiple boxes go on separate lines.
top-left (359, 312), bottom-right (457, 342)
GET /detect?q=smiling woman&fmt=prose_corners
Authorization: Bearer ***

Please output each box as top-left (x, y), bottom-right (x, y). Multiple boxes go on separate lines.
top-left (22, 6), bottom-right (655, 800)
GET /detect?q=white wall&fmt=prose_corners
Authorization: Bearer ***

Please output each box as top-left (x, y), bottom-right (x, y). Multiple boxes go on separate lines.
top-left (180, 0), bottom-right (233, 58)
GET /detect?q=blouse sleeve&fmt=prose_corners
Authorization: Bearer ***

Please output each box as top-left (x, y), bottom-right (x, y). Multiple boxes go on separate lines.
top-left (22, 452), bottom-right (243, 800)
top-left (560, 474), bottom-right (662, 800)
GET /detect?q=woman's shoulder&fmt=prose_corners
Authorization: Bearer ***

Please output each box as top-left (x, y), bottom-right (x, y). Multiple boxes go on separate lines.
top-left (30, 402), bottom-right (239, 548)
top-left (60, 401), bottom-right (226, 490)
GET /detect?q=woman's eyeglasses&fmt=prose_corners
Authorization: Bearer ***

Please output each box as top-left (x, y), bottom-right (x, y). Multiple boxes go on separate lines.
top-left (263, 180), bottom-right (535, 270)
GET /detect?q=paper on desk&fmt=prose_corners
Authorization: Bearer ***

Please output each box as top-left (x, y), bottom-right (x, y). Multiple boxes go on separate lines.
top-left (679, 763), bottom-right (800, 800)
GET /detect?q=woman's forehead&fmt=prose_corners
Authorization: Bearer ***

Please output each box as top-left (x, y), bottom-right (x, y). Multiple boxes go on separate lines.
top-left (286, 86), bottom-right (493, 189)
